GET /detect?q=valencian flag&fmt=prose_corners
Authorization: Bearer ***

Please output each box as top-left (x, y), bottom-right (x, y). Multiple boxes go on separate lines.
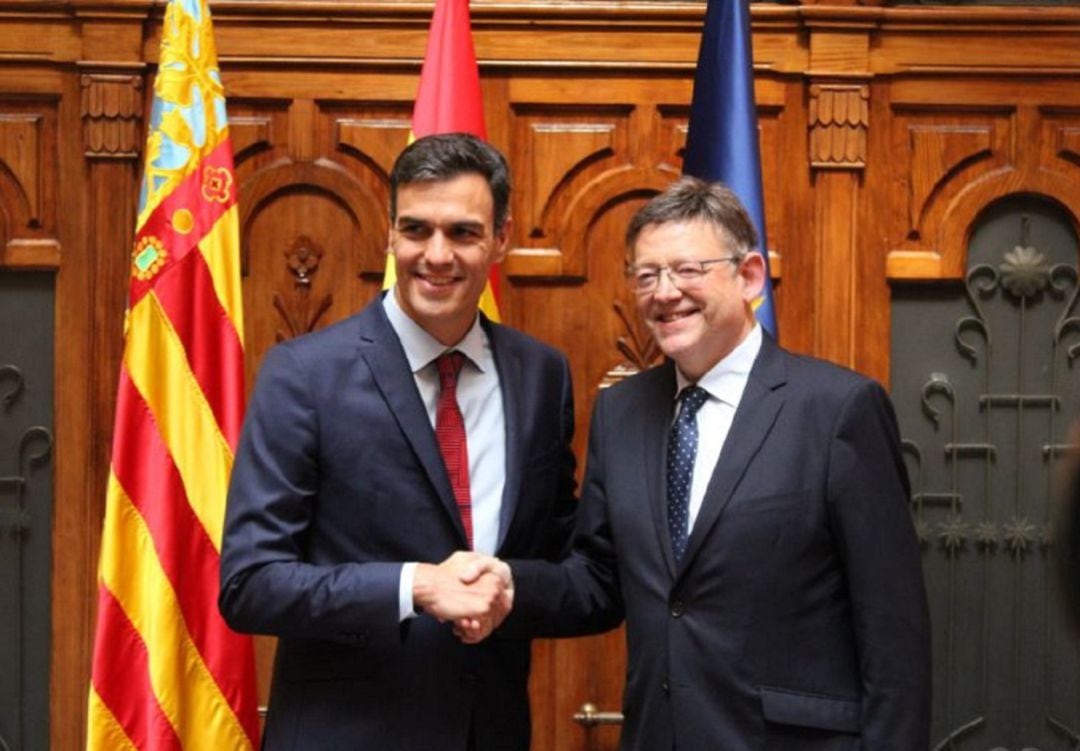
top-left (683, 0), bottom-right (777, 336)
top-left (383, 0), bottom-right (501, 320)
top-left (86, 0), bottom-right (260, 749)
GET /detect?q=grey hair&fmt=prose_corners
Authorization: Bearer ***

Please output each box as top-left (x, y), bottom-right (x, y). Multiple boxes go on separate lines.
top-left (625, 176), bottom-right (758, 259)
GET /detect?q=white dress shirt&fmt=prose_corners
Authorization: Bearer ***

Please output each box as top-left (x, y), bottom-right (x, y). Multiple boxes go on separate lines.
top-left (673, 324), bottom-right (762, 532)
top-left (383, 290), bottom-right (506, 620)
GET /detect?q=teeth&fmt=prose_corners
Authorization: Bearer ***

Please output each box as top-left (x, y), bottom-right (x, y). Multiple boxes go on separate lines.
top-left (660, 311), bottom-right (693, 322)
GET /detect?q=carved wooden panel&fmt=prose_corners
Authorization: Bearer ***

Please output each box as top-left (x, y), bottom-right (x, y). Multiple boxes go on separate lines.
top-left (228, 100), bottom-right (408, 373)
top-left (229, 99), bottom-right (291, 176)
top-left (885, 97), bottom-right (1080, 281)
top-left (0, 113), bottom-right (45, 225)
top-left (809, 82), bottom-right (869, 169)
top-left (79, 73), bottom-right (142, 160)
top-left (0, 101), bottom-right (59, 269)
top-left (508, 104), bottom-right (637, 280)
top-left (321, 102), bottom-right (413, 276)
top-left (242, 178), bottom-right (366, 354)
top-left (907, 123), bottom-right (994, 234)
top-left (229, 110), bottom-right (276, 166)
top-left (515, 114), bottom-right (622, 240)
top-left (334, 112), bottom-right (412, 188)
top-left (905, 113), bottom-right (1007, 243)
top-left (885, 107), bottom-right (1014, 278)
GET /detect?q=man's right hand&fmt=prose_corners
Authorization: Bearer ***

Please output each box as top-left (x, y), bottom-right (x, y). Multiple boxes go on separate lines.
top-left (412, 552), bottom-right (512, 635)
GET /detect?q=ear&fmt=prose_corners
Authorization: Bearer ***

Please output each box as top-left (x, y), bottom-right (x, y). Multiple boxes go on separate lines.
top-left (738, 251), bottom-right (767, 304)
top-left (492, 216), bottom-right (512, 264)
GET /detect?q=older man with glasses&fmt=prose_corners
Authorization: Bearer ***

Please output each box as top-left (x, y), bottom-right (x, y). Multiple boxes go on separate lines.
top-left (467, 176), bottom-right (931, 751)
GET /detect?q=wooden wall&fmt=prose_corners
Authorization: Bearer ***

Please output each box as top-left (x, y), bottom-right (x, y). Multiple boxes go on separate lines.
top-left (1, 2), bottom-right (1079, 749)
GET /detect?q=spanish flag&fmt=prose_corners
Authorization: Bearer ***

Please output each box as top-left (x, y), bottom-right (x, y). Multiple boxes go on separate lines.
top-left (383, 0), bottom-right (501, 320)
top-left (86, 0), bottom-right (260, 748)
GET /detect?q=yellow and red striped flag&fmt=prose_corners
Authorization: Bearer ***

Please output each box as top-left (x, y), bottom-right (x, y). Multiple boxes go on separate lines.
top-left (384, 0), bottom-right (501, 320)
top-left (87, 0), bottom-right (260, 749)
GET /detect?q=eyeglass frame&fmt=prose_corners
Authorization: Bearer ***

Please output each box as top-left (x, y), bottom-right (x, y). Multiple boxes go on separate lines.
top-left (625, 256), bottom-right (743, 294)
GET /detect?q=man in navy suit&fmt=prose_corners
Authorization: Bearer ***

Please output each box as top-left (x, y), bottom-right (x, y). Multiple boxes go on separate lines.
top-left (219, 133), bottom-right (577, 750)
top-left (481, 177), bottom-right (930, 750)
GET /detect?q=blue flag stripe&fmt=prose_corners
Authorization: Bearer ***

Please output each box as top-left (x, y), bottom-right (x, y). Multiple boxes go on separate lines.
top-left (683, 0), bottom-right (778, 338)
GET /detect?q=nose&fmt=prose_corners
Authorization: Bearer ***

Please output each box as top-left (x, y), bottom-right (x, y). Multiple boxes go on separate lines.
top-left (652, 269), bottom-right (682, 301)
top-left (424, 231), bottom-right (454, 265)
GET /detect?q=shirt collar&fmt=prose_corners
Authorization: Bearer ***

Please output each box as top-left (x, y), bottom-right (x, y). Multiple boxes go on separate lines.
top-left (675, 323), bottom-right (762, 407)
top-left (383, 288), bottom-right (490, 374)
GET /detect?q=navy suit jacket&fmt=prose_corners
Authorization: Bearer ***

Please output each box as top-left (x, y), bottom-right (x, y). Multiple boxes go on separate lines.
top-left (219, 297), bottom-right (577, 750)
top-left (508, 336), bottom-right (930, 751)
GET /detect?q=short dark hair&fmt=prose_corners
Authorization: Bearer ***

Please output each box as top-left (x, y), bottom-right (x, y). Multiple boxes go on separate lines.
top-left (625, 176), bottom-right (758, 259)
top-left (389, 133), bottom-right (511, 230)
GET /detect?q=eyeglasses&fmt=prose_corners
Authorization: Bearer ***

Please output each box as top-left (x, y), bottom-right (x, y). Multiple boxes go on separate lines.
top-left (626, 257), bottom-right (741, 294)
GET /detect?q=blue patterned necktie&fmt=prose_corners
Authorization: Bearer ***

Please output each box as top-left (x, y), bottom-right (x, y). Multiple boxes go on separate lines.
top-left (667, 385), bottom-right (709, 565)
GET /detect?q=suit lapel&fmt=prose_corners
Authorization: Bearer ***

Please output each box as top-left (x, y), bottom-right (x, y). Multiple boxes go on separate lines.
top-left (486, 320), bottom-right (523, 550)
top-left (679, 337), bottom-right (787, 574)
top-left (641, 362), bottom-right (680, 578)
top-left (357, 300), bottom-right (468, 546)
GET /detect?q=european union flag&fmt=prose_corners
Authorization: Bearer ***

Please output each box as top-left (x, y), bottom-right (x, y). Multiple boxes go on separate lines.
top-left (683, 0), bottom-right (778, 337)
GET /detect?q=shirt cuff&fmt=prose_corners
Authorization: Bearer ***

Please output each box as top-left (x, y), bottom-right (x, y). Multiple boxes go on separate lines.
top-left (399, 562), bottom-right (419, 622)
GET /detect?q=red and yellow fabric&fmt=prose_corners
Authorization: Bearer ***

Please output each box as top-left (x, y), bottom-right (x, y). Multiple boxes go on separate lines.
top-left (383, 0), bottom-right (501, 320)
top-left (87, 1), bottom-right (260, 749)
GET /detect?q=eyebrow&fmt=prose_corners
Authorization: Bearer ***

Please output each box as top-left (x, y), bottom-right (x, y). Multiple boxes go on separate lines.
top-left (449, 220), bottom-right (487, 232)
top-left (395, 216), bottom-right (487, 231)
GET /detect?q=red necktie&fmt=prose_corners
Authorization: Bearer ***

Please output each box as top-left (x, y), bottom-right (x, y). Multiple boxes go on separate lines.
top-left (435, 351), bottom-right (472, 547)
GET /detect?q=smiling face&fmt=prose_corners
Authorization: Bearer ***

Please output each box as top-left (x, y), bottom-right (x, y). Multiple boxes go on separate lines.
top-left (389, 173), bottom-right (509, 345)
top-left (632, 219), bottom-right (765, 381)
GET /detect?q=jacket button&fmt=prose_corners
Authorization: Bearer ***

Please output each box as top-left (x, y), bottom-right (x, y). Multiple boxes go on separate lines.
top-left (661, 681), bottom-right (670, 694)
top-left (670, 600), bottom-right (685, 617)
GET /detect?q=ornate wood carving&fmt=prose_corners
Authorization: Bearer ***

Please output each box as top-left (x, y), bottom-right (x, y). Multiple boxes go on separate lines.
top-left (273, 234), bottom-right (333, 342)
top-left (808, 83), bottom-right (869, 170)
top-left (598, 299), bottom-right (662, 389)
top-left (79, 73), bottom-right (142, 160)
top-left (240, 158), bottom-right (386, 279)
top-left (238, 156), bottom-right (387, 384)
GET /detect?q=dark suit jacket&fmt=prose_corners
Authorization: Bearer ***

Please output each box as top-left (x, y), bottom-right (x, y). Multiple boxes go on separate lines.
top-left (509, 336), bottom-right (930, 751)
top-left (219, 297), bottom-right (577, 751)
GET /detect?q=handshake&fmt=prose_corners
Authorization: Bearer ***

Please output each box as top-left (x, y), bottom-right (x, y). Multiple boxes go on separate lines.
top-left (412, 552), bottom-right (513, 644)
